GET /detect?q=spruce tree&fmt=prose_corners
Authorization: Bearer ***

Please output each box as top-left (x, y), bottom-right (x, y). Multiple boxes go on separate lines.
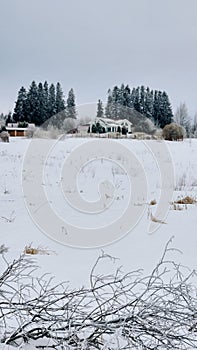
top-left (145, 88), bottom-right (154, 119)
top-left (48, 84), bottom-right (56, 118)
top-left (124, 85), bottom-right (132, 108)
top-left (105, 89), bottom-right (113, 118)
top-left (26, 81), bottom-right (40, 125)
top-left (96, 99), bottom-right (104, 118)
top-left (133, 87), bottom-right (141, 113)
top-left (111, 86), bottom-right (119, 119)
top-left (43, 81), bottom-right (49, 122)
top-left (139, 85), bottom-right (146, 114)
top-left (66, 88), bottom-right (76, 119)
top-left (37, 82), bottom-right (45, 125)
top-left (159, 91), bottom-right (173, 128)
top-left (56, 82), bottom-right (66, 113)
top-left (13, 86), bottom-right (28, 123)
top-left (117, 84), bottom-right (127, 119)
top-left (5, 112), bottom-right (13, 125)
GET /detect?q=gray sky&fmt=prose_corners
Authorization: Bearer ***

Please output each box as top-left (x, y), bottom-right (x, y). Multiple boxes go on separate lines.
top-left (0, 0), bottom-right (197, 116)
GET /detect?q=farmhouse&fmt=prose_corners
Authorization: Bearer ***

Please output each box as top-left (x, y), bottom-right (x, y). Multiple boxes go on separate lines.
top-left (89, 117), bottom-right (133, 134)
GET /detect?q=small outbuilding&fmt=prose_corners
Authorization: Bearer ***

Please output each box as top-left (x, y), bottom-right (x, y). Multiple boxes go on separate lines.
top-left (6, 123), bottom-right (35, 137)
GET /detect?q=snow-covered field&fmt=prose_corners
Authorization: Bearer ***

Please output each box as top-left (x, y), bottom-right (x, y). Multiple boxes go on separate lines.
top-left (0, 136), bottom-right (197, 348)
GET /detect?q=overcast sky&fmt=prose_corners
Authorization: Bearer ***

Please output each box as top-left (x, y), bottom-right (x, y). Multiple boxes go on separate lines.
top-left (0, 0), bottom-right (197, 116)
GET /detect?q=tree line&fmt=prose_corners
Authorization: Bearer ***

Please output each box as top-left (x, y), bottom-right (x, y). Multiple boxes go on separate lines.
top-left (96, 84), bottom-right (174, 128)
top-left (1, 82), bottom-right (197, 134)
top-left (7, 81), bottom-right (76, 126)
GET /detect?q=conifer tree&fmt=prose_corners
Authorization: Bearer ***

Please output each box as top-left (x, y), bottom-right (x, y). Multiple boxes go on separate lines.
top-left (96, 99), bottom-right (104, 118)
top-left (26, 81), bottom-right (40, 125)
top-left (159, 91), bottom-right (173, 128)
top-left (66, 88), bottom-right (76, 119)
top-left (13, 86), bottom-right (28, 123)
top-left (43, 81), bottom-right (49, 122)
top-left (110, 86), bottom-right (119, 119)
top-left (37, 82), bottom-right (45, 125)
top-left (144, 88), bottom-right (154, 118)
top-left (133, 87), bottom-right (141, 113)
top-left (56, 82), bottom-right (66, 113)
top-left (48, 84), bottom-right (56, 118)
top-left (139, 85), bottom-right (146, 114)
top-left (105, 89), bottom-right (113, 118)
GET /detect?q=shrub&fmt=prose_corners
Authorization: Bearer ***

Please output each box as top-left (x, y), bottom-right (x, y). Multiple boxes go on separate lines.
top-left (162, 123), bottom-right (184, 141)
top-left (0, 130), bottom-right (9, 142)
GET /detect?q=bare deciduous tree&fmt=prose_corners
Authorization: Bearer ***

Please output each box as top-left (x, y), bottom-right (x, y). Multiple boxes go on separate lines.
top-left (0, 239), bottom-right (196, 349)
top-left (174, 103), bottom-right (191, 137)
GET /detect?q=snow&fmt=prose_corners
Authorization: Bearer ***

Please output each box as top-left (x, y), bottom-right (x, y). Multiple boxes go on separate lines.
top-left (0, 137), bottom-right (197, 286)
top-left (0, 136), bottom-right (197, 348)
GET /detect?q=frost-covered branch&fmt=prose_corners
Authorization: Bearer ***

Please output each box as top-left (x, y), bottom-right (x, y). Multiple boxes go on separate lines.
top-left (0, 241), bottom-right (196, 349)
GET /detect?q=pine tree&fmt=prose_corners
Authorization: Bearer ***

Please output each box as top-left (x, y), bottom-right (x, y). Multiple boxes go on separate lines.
top-left (48, 84), bottom-right (56, 118)
top-left (117, 84), bottom-right (127, 119)
top-left (124, 85), bottom-right (132, 108)
top-left (159, 91), bottom-right (173, 128)
top-left (43, 81), bottom-right (49, 123)
top-left (5, 112), bottom-right (13, 125)
top-left (111, 86), bottom-right (119, 119)
top-left (105, 89), bottom-right (113, 118)
top-left (96, 99), bottom-right (104, 118)
top-left (26, 81), bottom-right (40, 125)
top-left (144, 88), bottom-right (154, 119)
top-left (139, 85), bottom-right (146, 114)
top-left (133, 87), bottom-right (141, 113)
top-left (66, 88), bottom-right (76, 119)
top-left (37, 82), bottom-right (45, 125)
top-left (56, 82), bottom-right (66, 113)
top-left (13, 86), bottom-right (28, 123)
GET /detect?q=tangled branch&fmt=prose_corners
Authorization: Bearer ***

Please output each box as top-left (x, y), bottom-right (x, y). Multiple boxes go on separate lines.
top-left (0, 240), bottom-right (196, 349)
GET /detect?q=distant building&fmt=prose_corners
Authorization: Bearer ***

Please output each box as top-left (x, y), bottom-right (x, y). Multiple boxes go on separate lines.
top-left (78, 123), bottom-right (91, 134)
top-left (6, 123), bottom-right (35, 137)
top-left (89, 117), bottom-right (132, 134)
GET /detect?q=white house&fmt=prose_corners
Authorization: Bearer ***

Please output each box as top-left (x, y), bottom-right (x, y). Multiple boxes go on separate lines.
top-left (89, 117), bottom-right (132, 134)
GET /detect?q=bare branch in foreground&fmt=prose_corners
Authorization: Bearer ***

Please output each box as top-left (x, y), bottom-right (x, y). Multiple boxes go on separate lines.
top-left (0, 240), bottom-right (196, 349)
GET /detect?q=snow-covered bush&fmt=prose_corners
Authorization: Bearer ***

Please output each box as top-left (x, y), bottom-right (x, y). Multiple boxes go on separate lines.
top-left (162, 123), bottom-right (185, 141)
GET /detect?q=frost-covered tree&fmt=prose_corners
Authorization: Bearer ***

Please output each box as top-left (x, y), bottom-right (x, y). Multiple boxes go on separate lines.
top-left (96, 99), bottom-right (104, 118)
top-left (191, 112), bottom-right (197, 137)
top-left (13, 86), bottom-right (28, 123)
top-left (48, 83), bottom-right (56, 118)
top-left (66, 88), bottom-right (77, 119)
top-left (174, 102), bottom-right (191, 136)
top-left (105, 89), bottom-right (113, 118)
top-left (133, 87), bottom-right (141, 113)
top-left (152, 91), bottom-right (173, 128)
top-left (144, 87), bottom-right (154, 118)
top-left (105, 84), bottom-right (173, 128)
top-left (26, 81), bottom-right (41, 125)
top-left (139, 85), bottom-right (146, 114)
top-left (42, 81), bottom-right (49, 123)
top-left (56, 82), bottom-right (66, 113)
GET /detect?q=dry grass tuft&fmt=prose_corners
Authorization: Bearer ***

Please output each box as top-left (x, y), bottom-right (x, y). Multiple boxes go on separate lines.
top-left (150, 199), bottom-right (157, 206)
top-left (24, 244), bottom-right (56, 255)
top-left (172, 203), bottom-right (184, 211)
top-left (150, 213), bottom-right (166, 224)
top-left (174, 196), bottom-right (197, 205)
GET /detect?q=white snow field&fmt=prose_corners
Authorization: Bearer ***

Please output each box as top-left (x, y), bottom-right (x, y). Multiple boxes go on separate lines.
top-left (0, 136), bottom-right (197, 349)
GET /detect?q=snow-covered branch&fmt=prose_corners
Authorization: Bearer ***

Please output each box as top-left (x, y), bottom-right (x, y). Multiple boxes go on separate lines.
top-left (0, 241), bottom-right (196, 349)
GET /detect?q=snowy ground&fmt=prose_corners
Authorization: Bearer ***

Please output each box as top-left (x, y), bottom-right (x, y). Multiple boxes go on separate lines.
top-left (0, 136), bottom-right (196, 287)
top-left (0, 136), bottom-right (197, 349)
